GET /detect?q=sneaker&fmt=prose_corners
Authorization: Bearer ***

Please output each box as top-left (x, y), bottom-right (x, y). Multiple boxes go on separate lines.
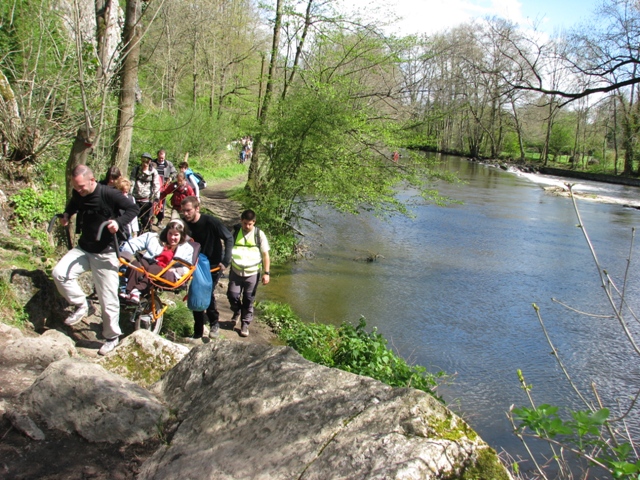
top-left (240, 323), bottom-right (249, 337)
top-left (208, 323), bottom-right (220, 338)
top-left (64, 302), bottom-right (93, 326)
top-left (129, 290), bottom-right (140, 304)
top-left (98, 337), bottom-right (119, 356)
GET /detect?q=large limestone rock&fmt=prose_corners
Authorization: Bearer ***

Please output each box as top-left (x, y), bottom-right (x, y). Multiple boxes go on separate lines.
top-left (99, 329), bottom-right (190, 388)
top-left (0, 329), bottom-right (76, 370)
top-left (140, 341), bottom-right (509, 479)
top-left (19, 358), bottom-right (169, 444)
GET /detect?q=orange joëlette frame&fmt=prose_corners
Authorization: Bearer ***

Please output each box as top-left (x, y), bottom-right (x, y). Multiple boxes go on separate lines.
top-left (119, 255), bottom-right (196, 290)
top-left (118, 256), bottom-right (222, 290)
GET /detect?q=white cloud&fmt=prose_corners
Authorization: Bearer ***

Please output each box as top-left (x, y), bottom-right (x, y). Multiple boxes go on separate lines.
top-left (339, 0), bottom-right (549, 36)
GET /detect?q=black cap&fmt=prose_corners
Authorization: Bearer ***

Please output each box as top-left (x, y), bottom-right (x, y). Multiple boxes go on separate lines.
top-left (141, 152), bottom-right (153, 160)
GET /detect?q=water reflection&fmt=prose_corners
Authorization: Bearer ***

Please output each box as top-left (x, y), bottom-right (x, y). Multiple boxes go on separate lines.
top-left (260, 155), bottom-right (640, 471)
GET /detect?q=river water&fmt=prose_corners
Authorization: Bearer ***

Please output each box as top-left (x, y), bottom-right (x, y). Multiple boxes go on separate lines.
top-left (259, 154), bottom-right (640, 472)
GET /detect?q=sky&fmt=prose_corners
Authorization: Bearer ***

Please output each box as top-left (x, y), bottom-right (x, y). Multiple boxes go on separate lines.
top-left (343, 0), bottom-right (604, 36)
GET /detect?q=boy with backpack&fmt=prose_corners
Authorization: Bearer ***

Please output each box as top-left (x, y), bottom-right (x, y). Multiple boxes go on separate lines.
top-left (226, 209), bottom-right (270, 337)
top-left (178, 161), bottom-right (206, 202)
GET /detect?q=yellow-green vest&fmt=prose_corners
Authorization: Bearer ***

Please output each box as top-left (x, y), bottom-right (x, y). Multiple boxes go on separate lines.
top-left (231, 227), bottom-right (262, 275)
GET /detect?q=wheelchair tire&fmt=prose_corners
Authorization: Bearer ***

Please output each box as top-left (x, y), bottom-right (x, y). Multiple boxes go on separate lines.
top-left (133, 294), bottom-right (164, 334)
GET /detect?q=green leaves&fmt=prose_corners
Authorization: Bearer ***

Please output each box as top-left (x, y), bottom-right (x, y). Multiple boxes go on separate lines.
top-left (513, 404), bottom-right (609, 441)
top-left (512, 404), bottom-right (573, 437)
top-left (11, 188), bottom-right (64, 228)
top-left (512, 393), bottom-right (640, 478)
top-left (258, 302), bottom-right (443, 396)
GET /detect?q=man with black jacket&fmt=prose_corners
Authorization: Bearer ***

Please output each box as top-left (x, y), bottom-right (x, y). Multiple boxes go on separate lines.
top-left (52, 165), bottom-right (139, 355)
top-left (180, 196), bottom-right (233, 341)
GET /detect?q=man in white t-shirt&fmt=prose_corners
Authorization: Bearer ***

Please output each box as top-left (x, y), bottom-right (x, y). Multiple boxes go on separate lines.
top-left (226, 209), bottom-right (270, 337)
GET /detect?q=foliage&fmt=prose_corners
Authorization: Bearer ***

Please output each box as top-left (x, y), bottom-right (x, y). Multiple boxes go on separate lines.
top-left (252, 79), bottom-right (454, 236)
top-left (132, 107), bottom-right (241, 159)
top-left (258, 301), bottom-right (444, 396)
top-left (161, 302), bottom-right (194, 338)
top-left (0, 0), bottom-right (97, 171)
top-left (10, 188), bottom-right (64, 230)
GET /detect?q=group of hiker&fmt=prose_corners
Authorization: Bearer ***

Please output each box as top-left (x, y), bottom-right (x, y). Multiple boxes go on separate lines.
top-left (52, 151), bottom-right (270, 356)
top-left (238, 136), bottom-right (253, 164)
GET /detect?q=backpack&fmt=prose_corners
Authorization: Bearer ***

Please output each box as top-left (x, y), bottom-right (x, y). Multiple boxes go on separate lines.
top-left (132, 165), bottom-right (161, 196)
top-left (185, 169), bottom-right (207, 190)
top-left (76, 184), bottom-right (128, 242)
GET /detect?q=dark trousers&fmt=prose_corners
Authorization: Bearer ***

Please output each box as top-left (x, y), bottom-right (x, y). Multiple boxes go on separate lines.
top-left (136, 200), bottom-right (154, 232)
top-left (193, 270), bottom-right (222, 338)
top-left (125, 258), bottom-right (176, 293)
top-left (227, 269), bottom-right (259, 325)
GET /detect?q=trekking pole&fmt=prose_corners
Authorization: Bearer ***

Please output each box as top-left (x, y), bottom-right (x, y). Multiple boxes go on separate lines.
top-left (96, 220), bottom-right (121, 261)
top-left (48, 213), bottom-right (72, 250)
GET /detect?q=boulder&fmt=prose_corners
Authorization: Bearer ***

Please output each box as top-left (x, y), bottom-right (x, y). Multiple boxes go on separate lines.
top-left (99, 329), bottom-right (190, 388)
top-left (139, 341), bottom-right (509, 479)
top-left (0, 329), bottom-right (76, 371)
top-left (19, 358), bottom-right (169, 444)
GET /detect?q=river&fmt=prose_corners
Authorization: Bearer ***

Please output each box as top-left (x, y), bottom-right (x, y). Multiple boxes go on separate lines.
top-left (259, 154), bottom-right (640, 475)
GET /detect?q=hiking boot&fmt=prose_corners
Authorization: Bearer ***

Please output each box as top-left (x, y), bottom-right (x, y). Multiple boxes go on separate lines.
top-left (98, 337), bottom-right (119, 356)
top-left (64, 302), bottom-right (94, 326)
top-left (230, 311), bottom-right (240, 327)
top-left (240, 323), bottom-right (249, 337)
top-left (208, 323), bottom-right (220, 338)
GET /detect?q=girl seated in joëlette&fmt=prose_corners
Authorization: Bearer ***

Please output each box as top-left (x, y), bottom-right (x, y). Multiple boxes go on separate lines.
top-left (119, 219), bottom-right (194, 303)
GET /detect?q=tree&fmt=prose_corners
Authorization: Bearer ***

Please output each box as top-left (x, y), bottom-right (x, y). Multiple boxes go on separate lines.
top-left (0, 0), bottom-right (88, 176)
top-left (111, 0), bottom-right (144, 174)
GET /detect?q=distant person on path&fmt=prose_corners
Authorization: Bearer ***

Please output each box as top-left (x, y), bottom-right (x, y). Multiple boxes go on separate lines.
top-left (180, 196), bottom-right (233, 341)
top-left (52, 165), bottom-right (139, 355)
top-left (179, 161), bottom-right (200, 202)
top-left (159, 172), bottom-right (194, 220)
top-left (392, 151), bottom-right (399, 163)
top-left (131, 153), bottom-right (161, 232)
top-left (227, 209), bottom-right (270, 337)
top-left (152, 149), bottom-right (177, 226)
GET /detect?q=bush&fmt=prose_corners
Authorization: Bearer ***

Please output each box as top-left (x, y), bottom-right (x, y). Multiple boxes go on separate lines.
top-left (161, 302), bottom-right (194, 337)
top-left (257, 301), bottom-right (444, 396)
top-left (11, 188), bottom-right (65, 230)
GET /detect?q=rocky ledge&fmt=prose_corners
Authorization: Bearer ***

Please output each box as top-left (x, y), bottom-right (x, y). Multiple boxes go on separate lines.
top-left (0, 324), bottom-right (511, 479)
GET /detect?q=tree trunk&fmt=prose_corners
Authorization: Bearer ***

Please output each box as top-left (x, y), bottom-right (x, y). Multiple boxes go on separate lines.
top-left (111, 0), bottom-right (142, 175)
top-left (65, 127), bottom-right (96, 199)
top-left (247, 0), bottom-right (283, 193)
top-left (95, 0), bottom-right (119, 84)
